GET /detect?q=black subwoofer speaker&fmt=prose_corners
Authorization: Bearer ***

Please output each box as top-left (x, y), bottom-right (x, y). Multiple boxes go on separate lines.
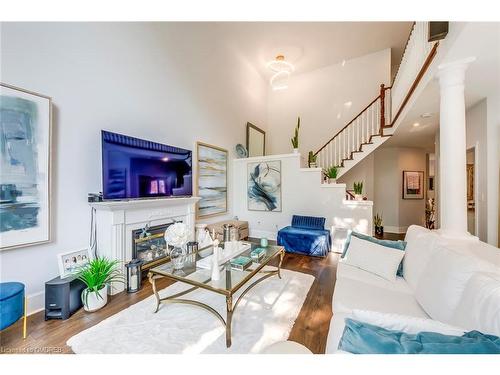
top-left (45, 276), bottom-right (86, 320)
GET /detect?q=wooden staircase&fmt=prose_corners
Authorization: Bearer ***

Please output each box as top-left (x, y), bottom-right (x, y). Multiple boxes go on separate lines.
top-left (314, 22), bottom-right (441, 179)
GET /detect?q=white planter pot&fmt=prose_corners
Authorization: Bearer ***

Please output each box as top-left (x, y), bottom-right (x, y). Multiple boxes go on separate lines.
top-left (309, 162), bottom-right (317, 168)
top-left (354, 194), bottom-right (363, 201)
top-left (328, 178), bottom-right (337, 184)
top-left (293, 148), bottom-right (299, 154)
top-left (83, 285), bottom-right (108, 312)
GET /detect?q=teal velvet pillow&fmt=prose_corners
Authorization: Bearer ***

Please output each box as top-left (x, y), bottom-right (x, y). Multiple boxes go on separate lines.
top-left (342, 231), bottom-right (406, 277)
top-left (338, 318), bottom-right (500, 354)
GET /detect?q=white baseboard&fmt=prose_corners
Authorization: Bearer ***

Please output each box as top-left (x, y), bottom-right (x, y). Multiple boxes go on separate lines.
top-left (27, 291), bottom-right (45, 316)
top-left (384, 226), bottom-right (408, 234)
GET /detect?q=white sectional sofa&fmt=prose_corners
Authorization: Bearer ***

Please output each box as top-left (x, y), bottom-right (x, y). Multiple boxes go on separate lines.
top-left (325, 225), bottom-right (500, 353)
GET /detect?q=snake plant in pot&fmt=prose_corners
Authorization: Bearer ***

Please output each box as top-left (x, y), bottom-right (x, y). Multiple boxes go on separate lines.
top-left (76, 257), bottom-right (124, 312)
top-left (353, 181), bottom-right (364, 201)
top-left (308, 151), bottom-right (318, 168)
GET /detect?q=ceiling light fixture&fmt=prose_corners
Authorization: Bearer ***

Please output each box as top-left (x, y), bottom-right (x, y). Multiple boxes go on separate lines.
top-left (267, 55), bottom-right (294, 91)
top-left (413, 122), bottom-right (420, 127)
top-left (421, 112), bottom-right (433, 118)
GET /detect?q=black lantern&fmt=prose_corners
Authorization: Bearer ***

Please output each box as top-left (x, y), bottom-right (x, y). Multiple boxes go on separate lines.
top-left (125, 259), bottom-right (143, 293)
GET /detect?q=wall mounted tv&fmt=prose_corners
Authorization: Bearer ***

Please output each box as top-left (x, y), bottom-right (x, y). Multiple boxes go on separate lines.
top-left (101, 131), bottom-right (193, 200)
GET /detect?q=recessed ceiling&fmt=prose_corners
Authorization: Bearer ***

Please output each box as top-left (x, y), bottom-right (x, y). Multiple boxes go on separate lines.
top-left (212, 22), bottom-right (414, 78)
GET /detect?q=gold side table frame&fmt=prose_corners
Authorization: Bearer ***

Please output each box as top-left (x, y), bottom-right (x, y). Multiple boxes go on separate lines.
top-left (148, 248), bottom-right (284, 348)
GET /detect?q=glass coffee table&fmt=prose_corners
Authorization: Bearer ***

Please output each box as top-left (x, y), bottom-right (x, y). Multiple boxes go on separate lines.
top-left (147, 243), bottom-right (285, 347)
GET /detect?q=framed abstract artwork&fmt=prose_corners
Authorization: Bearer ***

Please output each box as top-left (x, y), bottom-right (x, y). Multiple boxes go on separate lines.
top-left (402, 170), bottom-right (424, 200)
top-left (196, 142), bottom-right (228, 218)
top-left (248, 160), bottom-right (282, 212)
top-left (1, 83), bottom-right (52, 250)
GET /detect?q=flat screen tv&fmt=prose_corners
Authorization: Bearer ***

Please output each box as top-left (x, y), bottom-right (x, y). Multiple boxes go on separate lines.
top-left (101, 131), bottom-right (193, 200)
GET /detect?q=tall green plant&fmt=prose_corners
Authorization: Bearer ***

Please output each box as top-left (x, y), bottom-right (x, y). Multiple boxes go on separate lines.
top-left (353, 181), bottom-right (364, 195)
top-left (374, 213), bottom-right (383, 227)
top-left (291, 117), bottom-right (300, 149)
top-left (324, 165), bottom-right (338, 179)
top-left (76, 257), bottom-right (124, 307)
top-left (308, 151), bottom-right (317, 166)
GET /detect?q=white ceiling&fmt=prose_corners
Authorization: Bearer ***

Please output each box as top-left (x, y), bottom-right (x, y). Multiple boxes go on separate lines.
top-left (383, 22), bottom-right (500, 150)
top-left (212, 22), bottom-right (413, 78)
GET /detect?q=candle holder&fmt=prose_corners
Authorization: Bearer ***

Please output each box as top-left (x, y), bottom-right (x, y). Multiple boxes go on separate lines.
top-left (125, 259), bottom-right (143, 293)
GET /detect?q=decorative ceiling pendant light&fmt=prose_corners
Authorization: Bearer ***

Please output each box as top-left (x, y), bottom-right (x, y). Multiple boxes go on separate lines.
top-left (267, 54), bottom-right (294, 91)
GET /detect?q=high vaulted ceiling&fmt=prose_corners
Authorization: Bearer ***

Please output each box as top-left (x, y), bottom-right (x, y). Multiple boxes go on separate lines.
top-left (212, 22), bottom-right (414, 78)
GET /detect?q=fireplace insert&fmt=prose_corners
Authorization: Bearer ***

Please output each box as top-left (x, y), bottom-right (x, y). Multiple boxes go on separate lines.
top-left (131, 223), bottom-right (174, 270)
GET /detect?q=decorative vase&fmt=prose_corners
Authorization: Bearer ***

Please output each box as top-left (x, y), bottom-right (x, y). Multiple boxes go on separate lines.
top-left (260, 237), bottom-right (268, 248)
top-left (169, 246), bottom-right (186, 270)
top-left (83, 285), bottom-right (108, 312)
top-left (375, 226), bottom-right (384, 237)
top-left (355, 194), bottom-right (363, 201)
top-left (293, 148), bottom-right (299, 154)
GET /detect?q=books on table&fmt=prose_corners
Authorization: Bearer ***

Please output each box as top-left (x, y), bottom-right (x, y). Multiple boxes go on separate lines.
top-left (196, 241), bottom-right (251, 270)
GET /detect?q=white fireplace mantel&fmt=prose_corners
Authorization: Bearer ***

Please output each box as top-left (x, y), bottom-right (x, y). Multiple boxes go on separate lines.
top-left (90, 197), bottom-right (200, 294)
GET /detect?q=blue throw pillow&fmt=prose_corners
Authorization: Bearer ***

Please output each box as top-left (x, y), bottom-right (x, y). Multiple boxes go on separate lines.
top-left (338, 318), bottom-right (500, 354)
top-left (342, 231), bottom-right (406, 277)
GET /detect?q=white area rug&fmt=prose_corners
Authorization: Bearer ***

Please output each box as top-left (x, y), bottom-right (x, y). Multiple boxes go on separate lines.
top-left (67, 268), bottom-right (314, 354)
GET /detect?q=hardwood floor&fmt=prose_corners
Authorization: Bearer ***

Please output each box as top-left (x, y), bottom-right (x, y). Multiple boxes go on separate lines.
top-left (0, 251), bottom-right (340, 354)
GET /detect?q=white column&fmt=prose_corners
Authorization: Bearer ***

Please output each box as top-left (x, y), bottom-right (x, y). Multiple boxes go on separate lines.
top-left (437, 57), bottom-right (476, 239)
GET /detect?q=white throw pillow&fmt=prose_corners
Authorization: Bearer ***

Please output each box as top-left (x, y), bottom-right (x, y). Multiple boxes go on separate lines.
top-left (342, 236), bottom-right (405, 282)
top-left (415, 245), bottom-right (497, 324)
top-left (350, 309), bottom-right (466, 336)
top-left (403, 227), bottom-right (439, 291)
top-left (452, 272), bottom-right (500, 336)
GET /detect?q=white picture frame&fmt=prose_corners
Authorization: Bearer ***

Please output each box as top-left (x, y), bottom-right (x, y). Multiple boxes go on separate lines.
top-left (57, 248), bottom-right (93, 279)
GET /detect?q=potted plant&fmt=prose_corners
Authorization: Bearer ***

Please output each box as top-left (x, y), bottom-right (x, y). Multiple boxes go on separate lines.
top-left (374, 213), bottom-right (384, 237)
top-left (353, 181), bottom-right (364, 201)
top-left (291, 116), bottom-right (300, 153)
top-left (76, 257), bottom-right (124, 312)
top-left (308, 151), bottom-right (318, 168)
top-left (324, 166), bottom-right (338, 184)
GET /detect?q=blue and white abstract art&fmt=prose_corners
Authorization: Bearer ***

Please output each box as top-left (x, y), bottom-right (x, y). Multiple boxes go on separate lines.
top-left (247, 161), bottom-right (281, 212)
top-left (196, 142), bottom-right (227, 218)
top-left (0, 84), bottom-right (51, 250)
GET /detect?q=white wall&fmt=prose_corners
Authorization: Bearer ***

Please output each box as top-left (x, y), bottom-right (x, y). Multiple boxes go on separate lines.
top-left (341, 146), bottom-right (428, 233)
top-left (0, 22), bottom-right (268, 313)
top-left (232, 153), bottom-right (373, 240)
top-left (337, 153), bottom-right (375, 201)
top-left (266, 49), bottom-right (391, 155)
top-left (486, 94), bottom-right (499, 247)
top-left (466, 99), bottom-right (488, 242)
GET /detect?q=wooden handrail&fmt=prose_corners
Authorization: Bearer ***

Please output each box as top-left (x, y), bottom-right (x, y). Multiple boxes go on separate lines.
top-left (314, 94), bottom-right (380, 156)
top-left (389, 42), bottom-right (439, 128)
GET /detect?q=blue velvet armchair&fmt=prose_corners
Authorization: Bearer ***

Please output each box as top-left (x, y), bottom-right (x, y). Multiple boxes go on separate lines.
top-left (277, 215), bottom-right (331, 257)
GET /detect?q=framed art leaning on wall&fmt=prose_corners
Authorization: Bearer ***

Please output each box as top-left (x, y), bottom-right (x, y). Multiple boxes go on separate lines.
top-left (196, 142), bottom-right (228, 218)
top-left (402, 170), bottom-right (424, 200)
top-left (0, 83), bottom-right (52, 250)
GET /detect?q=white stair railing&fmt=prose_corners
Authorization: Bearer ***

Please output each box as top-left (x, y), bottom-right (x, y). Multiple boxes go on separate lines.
top-left (314, 21), bottom-right (439, 173)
